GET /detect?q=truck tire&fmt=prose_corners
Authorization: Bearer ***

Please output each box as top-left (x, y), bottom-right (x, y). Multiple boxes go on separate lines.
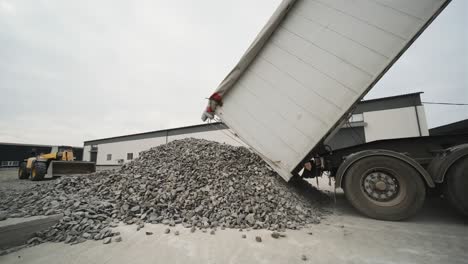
top-left (31, 162), bottom-right (47, 181)
top-left (18, 162), bottom-right (29, 179)
top-left (444, 156), bottom-right (468, 217)
top-left (343, 156), bottom-right (426, 221)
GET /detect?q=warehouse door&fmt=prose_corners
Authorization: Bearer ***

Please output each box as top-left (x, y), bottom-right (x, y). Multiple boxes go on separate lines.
top-left (90, 152), bottom-right (97, 162)
top-left (90, 145), bottom-right (98, 162)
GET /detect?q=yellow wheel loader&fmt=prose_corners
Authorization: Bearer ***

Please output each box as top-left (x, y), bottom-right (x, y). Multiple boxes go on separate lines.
top-left (18, 146), bottom-right (96, 181)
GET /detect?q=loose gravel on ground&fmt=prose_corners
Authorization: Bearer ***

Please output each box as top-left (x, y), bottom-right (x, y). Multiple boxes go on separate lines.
top-left (0, 138), bottom-right (329, 246)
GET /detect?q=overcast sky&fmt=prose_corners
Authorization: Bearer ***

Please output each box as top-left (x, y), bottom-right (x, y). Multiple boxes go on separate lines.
top-left (0, 0), bottom-right (467, 146)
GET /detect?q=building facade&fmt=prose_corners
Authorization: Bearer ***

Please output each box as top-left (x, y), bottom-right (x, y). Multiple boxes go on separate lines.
top-left (429, 119), bottom-right (468, 136)
top-left (83, 93), bottom-right (429, 166)
top-left (0, 143), bottom-right (83, 167)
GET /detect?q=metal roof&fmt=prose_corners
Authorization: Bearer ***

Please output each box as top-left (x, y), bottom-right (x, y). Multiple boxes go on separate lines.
top-left (430, 119), bottom-right (468, 136)
top-left (84, 122), bottom-right (227, 145)
top-left (0, 142), bottom-right (83, 149)
top-left (354, 92), bottom-right (423, 114)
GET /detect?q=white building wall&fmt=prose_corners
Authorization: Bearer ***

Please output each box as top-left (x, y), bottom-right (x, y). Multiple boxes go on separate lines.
top-left (363, 106), bottom-right (429, 142)
top-left (168, 130), bottom-right (247, 146)
top-left (85, 105), bottom-right (429, 165)
top-left (96, 136), bottom-right (166, 165)
top-left (416, 105), bottom-right (430, 136)
top-left (83, 145), bottom-right (91, 161)
top-left (88, 129), bottom-right (247, 165)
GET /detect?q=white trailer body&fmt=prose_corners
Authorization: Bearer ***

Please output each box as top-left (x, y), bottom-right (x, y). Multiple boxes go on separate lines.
top-left (203, 0), bottom-right (451, 181)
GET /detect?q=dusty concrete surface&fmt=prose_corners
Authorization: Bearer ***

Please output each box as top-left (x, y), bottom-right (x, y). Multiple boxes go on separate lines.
top-left (0, 168), bottom-right (54, 194)
top-left (0, 167), bottom-right (115, 194)
top-left (1, 170), bottom-right (467, 263)
top-left (0, 215), bottom-right (62, 250)
top-left (0, 189), bottom-right (466, 264)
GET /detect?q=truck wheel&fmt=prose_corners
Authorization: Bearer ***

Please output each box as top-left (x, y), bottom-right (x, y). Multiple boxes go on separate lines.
top-left (31, 162), bottom-right (47, 181)
top-left (18, 162), bottom-right (29, 179)
top-left (444, 156), bottom-right (468, 217)
top-left (343, 156), bottom-right (426, 221)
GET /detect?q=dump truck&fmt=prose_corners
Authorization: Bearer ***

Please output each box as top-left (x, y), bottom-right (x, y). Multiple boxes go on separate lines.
top-left (18, 146), bottom-right (96, 181)
top-left (202, 0), bottom-right (468, 220)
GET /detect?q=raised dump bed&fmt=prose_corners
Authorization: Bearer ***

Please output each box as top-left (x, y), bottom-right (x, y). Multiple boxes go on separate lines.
top-left (202, 0), bottom-right (468, 221)
top-left (202, 0), bottom-right (451, 181)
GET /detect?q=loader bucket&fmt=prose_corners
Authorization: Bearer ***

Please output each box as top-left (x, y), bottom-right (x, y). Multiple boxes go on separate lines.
top-left (49, 161), bottom-right (96, 176)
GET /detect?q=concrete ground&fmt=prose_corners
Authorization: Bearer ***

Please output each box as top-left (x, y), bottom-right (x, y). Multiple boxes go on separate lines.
top-left (1, 170), bottom-right (467, 264)
top-left (0, 215), bottom-right (62, 250)
top-left (0, 168), bottom-right (53, 194)
top-left (0, 166), bottom-right (117, 193)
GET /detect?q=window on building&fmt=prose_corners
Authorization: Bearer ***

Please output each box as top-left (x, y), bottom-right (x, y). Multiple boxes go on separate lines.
top-left (107, 154), bottom-right (112, 161)
top-left (127, 153), bottom-right (133, 160)
top-left (349, 113), bottom-right (364, 123)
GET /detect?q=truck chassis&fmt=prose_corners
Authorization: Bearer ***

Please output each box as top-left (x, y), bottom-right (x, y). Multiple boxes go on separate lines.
top-left (301, 134), bottom-right (468, 220)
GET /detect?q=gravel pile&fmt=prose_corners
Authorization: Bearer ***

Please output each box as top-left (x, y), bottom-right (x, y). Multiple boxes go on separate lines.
top-left (0, 138), bottom-right (328, 246)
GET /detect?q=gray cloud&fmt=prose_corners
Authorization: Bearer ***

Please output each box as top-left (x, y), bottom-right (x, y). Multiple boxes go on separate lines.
top-left (0, 0), bottom-right (466, 146)
top-left (367, 0), bottom-right (468, 127)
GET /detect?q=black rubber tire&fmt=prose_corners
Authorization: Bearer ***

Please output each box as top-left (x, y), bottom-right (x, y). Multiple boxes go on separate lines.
top-left (18, 162), bottom-right (29, 179)
top-left (343, 156), bottom-right (426, 221)
top-left (444, 156), bottom-right (468, 217)
top-left (31, 162), bottom-right (47, 181)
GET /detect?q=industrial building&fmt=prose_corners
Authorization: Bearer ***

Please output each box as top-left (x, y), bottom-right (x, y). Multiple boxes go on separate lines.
top-left (83, 93), bottom-right (429, 166)
top-left (429, 119), bottom-right (468, 136)
top-left (0, 143), bottom-right (83, 167)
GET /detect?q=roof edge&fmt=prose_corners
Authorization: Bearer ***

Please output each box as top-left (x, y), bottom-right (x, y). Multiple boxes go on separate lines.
top-left (361, 92), bottom-right (423, 104)
top-left (0, 142), bottom-right (83, 148)
top-left (84, 122), bottom-right (225, 145)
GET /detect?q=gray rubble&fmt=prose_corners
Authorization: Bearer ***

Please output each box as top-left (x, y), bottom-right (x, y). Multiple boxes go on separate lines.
top-left (0, 211), bottom-right (7, 221)
top-left (0, 138), bottom-right (328, 246)
top-left (271, 232), bottom-right (280, 239)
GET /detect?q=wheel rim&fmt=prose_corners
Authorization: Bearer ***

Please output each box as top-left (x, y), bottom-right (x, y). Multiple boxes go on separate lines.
top-left (360, 167), bottom-right (406, 207)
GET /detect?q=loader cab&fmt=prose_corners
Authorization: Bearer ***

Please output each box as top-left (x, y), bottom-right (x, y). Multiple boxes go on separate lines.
top-left (54, 146), bottom-right (75, 161)
top-left (50, 145), bottom-right (72, 153)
